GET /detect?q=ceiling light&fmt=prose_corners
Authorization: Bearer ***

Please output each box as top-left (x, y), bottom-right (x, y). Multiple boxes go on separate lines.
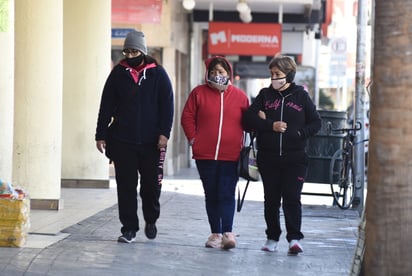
top-left (183, 0), bottom-right (195, 11)
top-left (236, 0), bottom-right (249, 13)
top-left (239, 11), bottom-right (252, 23)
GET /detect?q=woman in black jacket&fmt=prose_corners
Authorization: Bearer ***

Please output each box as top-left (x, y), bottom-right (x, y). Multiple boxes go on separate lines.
top-left (243, 55), bottom-right (321, 255)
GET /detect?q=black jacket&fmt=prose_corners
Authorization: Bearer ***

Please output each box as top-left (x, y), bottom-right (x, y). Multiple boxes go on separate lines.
top-left (243, 83), bottom-right (321, 157)
top-left (95, 61), bottom-right (174, 145)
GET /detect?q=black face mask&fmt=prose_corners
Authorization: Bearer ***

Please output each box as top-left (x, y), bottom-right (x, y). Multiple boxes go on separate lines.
top-left (126, 55), bottom-right (144, 67)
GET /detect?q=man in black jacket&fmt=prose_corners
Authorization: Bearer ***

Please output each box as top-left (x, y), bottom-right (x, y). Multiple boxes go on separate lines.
top-left (95, 30), bottom-right (174, 243)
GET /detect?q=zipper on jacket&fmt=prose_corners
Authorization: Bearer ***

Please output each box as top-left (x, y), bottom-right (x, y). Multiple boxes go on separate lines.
top-left (279, 96), bottom-right (285, 156)
top-left (214, 93), bottom-right (224, 160)
top-left (278, 92), bottom-right (293, 157)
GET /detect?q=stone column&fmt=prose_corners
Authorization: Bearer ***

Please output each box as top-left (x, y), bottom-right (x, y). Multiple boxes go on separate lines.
top-left (0, 0), bottom-right (14, 183)
top-left (160, 47), bottom-right (177, 176)
top-left (61, 0), bottom-right (111, 188)
top-left (13, 0), bottom-right (63, 209)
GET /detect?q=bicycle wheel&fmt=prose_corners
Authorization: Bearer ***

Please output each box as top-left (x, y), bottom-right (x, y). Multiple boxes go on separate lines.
top-left (329, 149), bottom-right (355, 209)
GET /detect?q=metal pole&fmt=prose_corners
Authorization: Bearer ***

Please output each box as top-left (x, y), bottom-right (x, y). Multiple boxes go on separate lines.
top-left (353, 0), bottom-right (368, 214)
top-left (314, 38), bottom-right (320, 107)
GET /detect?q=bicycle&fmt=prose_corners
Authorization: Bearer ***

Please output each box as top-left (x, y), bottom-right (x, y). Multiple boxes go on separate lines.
top-left (328, 122), bottom-right (368, 209)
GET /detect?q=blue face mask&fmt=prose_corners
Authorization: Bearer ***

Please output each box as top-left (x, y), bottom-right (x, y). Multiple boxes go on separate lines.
top-left (208, 75), bottom-right (229, 91)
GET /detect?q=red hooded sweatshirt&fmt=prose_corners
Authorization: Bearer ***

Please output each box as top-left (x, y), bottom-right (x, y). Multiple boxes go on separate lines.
top-left (181, 56), bottom-right (250, 161)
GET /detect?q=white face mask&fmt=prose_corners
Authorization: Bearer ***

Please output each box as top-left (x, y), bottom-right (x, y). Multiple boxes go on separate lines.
top-left (271, 77), bottom-right (287, 90)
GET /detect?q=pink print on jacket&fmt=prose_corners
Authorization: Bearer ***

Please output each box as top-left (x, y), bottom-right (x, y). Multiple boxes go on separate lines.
top-left (286, 102), bottom-right (303, 112)
top-left (265, 99), bottom-right (281, 110)
top-left (265, 99), bottom-right (303, 112)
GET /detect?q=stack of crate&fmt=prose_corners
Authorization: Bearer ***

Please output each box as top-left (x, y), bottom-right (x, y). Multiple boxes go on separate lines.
top-left (0, 197), bottom-right (30, 247)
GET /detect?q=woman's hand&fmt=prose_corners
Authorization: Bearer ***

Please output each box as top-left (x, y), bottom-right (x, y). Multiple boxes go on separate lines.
top-left (273, 121), bottom-right (287, 133)
top-left (158, 135), bottom-right (168, 149)
top-left (96, 140), bottom-right (106, 153)
top-left (259, 110), bottom-right (287, 133)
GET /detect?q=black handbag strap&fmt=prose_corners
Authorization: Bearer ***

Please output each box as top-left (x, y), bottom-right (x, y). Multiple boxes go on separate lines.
top-left (237, 131), bottom-right (256, 212)
top-left (245, 131), bottom-right (256, 147)
top-left (237, 179), bottom-right (250, 212)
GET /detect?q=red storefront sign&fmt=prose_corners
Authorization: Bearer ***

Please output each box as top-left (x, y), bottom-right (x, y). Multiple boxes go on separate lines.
top-left (208, 22), bottom-right (282, 56)
top-left (112, 0), bottom-right (162, 24)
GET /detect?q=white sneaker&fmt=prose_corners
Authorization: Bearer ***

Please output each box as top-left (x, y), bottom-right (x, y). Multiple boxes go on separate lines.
top-left (261, 239), bottom-right (278, 252)
top-left (222, 232), bottom-right (237, 249)
top-left (205, 233), bottom-right (222, 248)
top-left (288, 240), bottom-right (303, 255)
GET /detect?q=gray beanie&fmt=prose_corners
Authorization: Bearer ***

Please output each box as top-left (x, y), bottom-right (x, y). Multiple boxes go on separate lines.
top-left (123, 30), bottom-right (147, 55)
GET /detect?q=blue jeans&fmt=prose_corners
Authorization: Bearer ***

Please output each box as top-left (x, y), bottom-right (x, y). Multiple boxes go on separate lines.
top-left (196, 160), bottom-right (238, 233)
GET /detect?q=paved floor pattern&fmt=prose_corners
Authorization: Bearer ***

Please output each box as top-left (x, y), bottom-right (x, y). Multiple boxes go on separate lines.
top-left (0, 189), bottom-right (360, 276)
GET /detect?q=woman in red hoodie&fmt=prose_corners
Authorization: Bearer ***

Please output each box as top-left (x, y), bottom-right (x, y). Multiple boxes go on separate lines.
top-left (181, 56), bottom-right (249, 249)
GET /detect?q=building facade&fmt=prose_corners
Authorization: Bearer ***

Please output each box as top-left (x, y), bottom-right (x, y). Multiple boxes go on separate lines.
top-left (1, 0), bottom-right (353, 209)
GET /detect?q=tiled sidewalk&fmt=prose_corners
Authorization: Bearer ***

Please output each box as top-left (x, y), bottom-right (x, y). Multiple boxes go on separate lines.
top-left (0, 172), bottom-right (361, 276)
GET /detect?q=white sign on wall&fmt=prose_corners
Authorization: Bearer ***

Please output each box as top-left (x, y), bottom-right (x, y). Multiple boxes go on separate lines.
top-left (329, 37), bottom-right (347, 76)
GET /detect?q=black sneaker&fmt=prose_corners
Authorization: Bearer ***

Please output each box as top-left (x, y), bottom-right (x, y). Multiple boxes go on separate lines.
top-left (118, 231), bottom-right (136, 243)
top-left (145, 223), bottom-right (157, 239)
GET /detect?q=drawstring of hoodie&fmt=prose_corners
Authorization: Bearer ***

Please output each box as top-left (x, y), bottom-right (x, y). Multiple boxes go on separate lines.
top-left (126, 67), bottom-right (146, 85)
top-left (138, 69), bottom-right (146, 85)
top-left (125, 68), bottom-right (139, 83)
